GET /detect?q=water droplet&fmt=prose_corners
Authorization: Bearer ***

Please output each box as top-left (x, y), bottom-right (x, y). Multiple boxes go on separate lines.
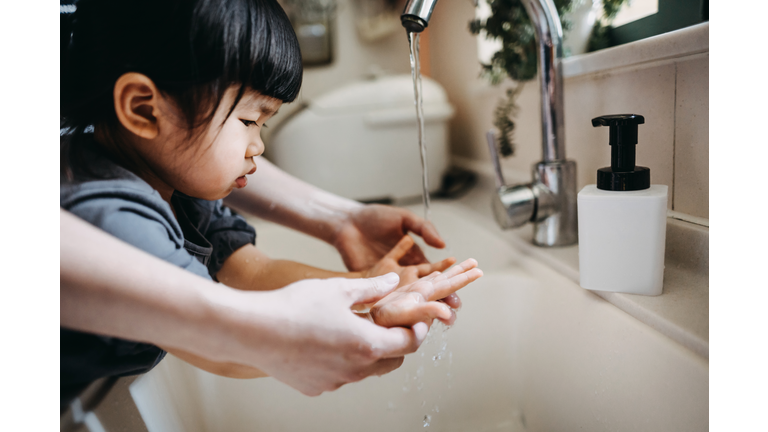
top-left (421, 400), bottom-right (426, 407)
top-left (388, 401), bottom-right (396, 411)
top-left (433, 405), bottom-right (440, 413)
top-left (423, 414), bottom-right (432, 427)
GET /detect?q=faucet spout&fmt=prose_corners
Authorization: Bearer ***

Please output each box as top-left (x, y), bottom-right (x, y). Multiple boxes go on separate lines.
top-left (522, 0), bottom-right (567, 162)
top-left (400, 0), bottom-right (439, 33)
top-left (401, 0), bottom-right (577, 246)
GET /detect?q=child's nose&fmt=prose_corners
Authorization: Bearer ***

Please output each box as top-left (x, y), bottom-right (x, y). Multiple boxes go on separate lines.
top-left (246, 137), bottom-right (264, 158)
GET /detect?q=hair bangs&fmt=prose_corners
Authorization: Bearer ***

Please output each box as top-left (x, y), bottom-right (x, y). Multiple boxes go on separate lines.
top-left (192, 0), bottom-right (303, 106)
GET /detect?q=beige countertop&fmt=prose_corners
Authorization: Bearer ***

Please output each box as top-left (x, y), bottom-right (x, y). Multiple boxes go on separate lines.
top-left (416, 162), bottom-right (709, 360)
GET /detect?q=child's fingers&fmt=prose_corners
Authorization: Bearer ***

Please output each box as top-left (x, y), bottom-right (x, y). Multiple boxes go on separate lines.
top-left (431, 257), bottom-right (456, 273)
top-left (397, 244), bottom-right (429, 266)
top-left (415, 257), bottom-right (455, 277)
top-left (440, 293), bottom-right (462, 309)
top-left (435, 258), bottom-right (478, 281)
top-left (428, 268), bottom-right (483, 301)
top-left (385, 236), bottom-right (415, 262)
top-left (372, 300), bottom-right (453, 328)
top-left (418, 271), bottom-right (441, 283)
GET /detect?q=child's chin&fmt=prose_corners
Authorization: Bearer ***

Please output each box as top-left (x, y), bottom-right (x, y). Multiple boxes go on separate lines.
top-left (180, 188), bottom-right (231, 201)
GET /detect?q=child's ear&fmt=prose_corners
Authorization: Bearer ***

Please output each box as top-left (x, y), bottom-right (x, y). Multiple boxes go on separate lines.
top-left (113, 73), bottom-right (162, 140)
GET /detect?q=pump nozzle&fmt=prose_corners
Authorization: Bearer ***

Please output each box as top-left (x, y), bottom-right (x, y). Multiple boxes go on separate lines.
top-left (592, 114), bottom-right (650, 191)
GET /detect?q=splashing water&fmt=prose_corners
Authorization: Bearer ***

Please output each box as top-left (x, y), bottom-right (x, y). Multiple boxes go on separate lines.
top-left (408, 32), bottom-right (430, 221)
top-left (409, 321), bottom-right (453, 428)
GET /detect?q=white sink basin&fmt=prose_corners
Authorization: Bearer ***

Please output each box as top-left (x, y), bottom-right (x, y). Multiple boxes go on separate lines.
top-left (130, 201), bottom-right (708, 431)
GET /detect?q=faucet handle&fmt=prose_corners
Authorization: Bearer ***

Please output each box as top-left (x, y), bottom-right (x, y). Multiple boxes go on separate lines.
top-left (486, 130), bottom-right (506, 189)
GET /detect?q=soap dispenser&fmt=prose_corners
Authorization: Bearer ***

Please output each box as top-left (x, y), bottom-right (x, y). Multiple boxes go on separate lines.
top-left (577, 114), bottom-right (667, 296)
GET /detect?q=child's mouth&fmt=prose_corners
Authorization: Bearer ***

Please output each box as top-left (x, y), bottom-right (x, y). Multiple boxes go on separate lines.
top-left (235, 176), bottom-right (248, 188)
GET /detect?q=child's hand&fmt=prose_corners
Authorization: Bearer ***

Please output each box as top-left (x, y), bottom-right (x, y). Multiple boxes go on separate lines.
top-left (361, 235), bottom-right (455, 287)
top-left (369, 258), bottom-right (482, 328)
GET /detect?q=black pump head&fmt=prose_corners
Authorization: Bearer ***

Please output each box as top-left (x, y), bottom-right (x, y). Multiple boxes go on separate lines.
top-left (592, 114), bottom-right (650, 191)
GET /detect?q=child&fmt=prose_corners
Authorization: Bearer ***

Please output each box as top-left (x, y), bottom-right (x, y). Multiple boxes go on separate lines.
top-left (60, 0), bottom-right (482, 403)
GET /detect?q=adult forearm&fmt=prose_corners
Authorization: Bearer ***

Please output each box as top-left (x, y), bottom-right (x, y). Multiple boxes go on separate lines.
top-left (60, 210), bottom-right (232, 358)
top-left (61, 210), bottom-right (427, 396)
top-left (225, 156), bottom-right (361, 244)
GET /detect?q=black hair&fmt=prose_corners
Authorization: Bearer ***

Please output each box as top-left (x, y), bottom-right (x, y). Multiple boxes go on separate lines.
top-left (61, 0), bottom-right (303, 176)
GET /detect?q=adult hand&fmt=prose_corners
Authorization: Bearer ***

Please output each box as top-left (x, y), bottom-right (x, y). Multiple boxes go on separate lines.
top-left (212, 273), bottom-right (429, 396)
top-left (334, 204), bottom-right (446, 271)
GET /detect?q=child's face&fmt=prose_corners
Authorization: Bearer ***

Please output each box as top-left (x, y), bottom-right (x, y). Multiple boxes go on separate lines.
top-left (155, 87), bottom-right (282, 201)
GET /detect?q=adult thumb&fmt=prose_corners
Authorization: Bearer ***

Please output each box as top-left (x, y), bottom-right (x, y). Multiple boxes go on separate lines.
top-left (345, 273), bottom-right (399, 306)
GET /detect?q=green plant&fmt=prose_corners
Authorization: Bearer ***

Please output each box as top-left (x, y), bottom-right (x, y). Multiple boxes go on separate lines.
top-left (469, 0), bottom-right (574, 157)
top-left (469, 0), bottom-right (628, 157)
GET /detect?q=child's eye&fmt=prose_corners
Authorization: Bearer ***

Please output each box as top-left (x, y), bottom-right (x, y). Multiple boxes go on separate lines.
top-left (240, 119), bottom-right (258, 127)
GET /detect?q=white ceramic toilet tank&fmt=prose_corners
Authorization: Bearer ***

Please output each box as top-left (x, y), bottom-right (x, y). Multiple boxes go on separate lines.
top-left (267, 74), bottom-right (454, 202)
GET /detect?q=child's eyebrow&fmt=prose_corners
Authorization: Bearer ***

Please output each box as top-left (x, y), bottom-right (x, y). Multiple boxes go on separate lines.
top-left (262, 105), bottom-right (279, 117)
top-left (241, 97), bottom-right (280, 117)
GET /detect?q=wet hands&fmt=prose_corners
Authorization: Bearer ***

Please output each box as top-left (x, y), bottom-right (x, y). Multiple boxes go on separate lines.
top-left (239, 273), bottom-right (429, 396)
top-left (360, 235), bottom-right (455, 287)
top-left (370, 258), bottom-right (482, 328)
top-left (334, 204), bottom-right (446, 271)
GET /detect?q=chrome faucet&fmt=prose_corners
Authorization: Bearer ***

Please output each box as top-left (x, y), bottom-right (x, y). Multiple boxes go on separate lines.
top-left (401, 0), bottom-right (578, 247)
top-left (400, 0), bottom-right (437, 33)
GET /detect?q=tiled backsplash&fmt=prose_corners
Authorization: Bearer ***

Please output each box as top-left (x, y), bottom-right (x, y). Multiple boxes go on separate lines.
top-left (429, 4), bottom-right (709, 220)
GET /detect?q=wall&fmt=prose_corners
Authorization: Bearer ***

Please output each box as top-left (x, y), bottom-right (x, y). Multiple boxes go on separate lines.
top-left (265, 0), bottom-right (413, 143)
top-left (428, 2), bottom-right (709, 220)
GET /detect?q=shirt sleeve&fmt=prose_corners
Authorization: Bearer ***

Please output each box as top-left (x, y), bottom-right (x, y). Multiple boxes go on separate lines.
top-left (205, 200), bottom-right (257, 277)
top-left (170, 194), bottom-right (257, 279)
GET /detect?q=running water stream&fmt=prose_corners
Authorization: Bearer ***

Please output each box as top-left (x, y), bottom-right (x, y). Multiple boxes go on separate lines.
top-left (407, 31), bottom-right (455, 429)
top-left (408, 32), bottom-right (431, 221)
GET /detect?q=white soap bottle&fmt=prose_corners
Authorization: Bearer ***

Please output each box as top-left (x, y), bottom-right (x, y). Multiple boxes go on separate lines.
top-left (577, 114), bottom-right (667, 296)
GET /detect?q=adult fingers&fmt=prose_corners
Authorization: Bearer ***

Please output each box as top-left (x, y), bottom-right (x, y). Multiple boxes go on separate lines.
top-left (342, 273), bottom-right (400, 306)
top-left (367, 356), bottom-right (406, 377)
top-left (402, 214), bottom-right (446, 249)
top-left (366, 321), bottom-right (428, 358)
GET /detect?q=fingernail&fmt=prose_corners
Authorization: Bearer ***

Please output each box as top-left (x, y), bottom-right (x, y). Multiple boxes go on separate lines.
top-left (383, 272), bottom-right (399, 285)
top-left (440, 304), bottom-right (452, 318)
top-left (413, 322), bottom-right (428, 342)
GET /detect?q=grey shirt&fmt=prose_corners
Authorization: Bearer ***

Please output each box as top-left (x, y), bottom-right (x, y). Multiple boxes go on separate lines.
top-left (60, 136), bottom-right (256, 408)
